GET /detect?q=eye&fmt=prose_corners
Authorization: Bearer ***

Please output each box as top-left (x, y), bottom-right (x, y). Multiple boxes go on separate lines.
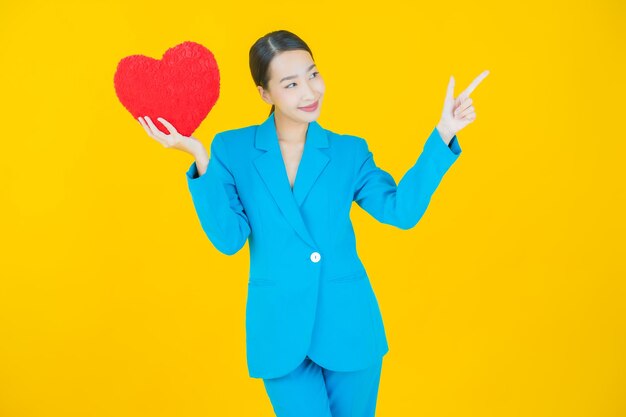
top-left (285, 72), bottom-right (320, 89)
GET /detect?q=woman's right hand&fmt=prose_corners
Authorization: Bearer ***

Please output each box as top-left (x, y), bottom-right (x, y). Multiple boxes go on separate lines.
top-left (138, 116), bottom-right (208, 160)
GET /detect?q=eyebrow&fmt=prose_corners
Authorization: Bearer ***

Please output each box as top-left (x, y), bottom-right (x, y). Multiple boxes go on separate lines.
top-left (280, 64), bottom-right (317, 83)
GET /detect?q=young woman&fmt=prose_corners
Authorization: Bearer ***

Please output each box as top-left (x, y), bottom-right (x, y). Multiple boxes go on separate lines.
top-left (138, 30), bottom-right (488, 417)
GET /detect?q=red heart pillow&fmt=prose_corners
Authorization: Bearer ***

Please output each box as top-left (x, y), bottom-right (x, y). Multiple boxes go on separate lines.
top-left (114, 41), bottom-right (220, 137)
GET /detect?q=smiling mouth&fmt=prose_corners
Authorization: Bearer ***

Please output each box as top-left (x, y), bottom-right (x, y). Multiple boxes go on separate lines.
top-left (299, 100), bottom-right (319, 110)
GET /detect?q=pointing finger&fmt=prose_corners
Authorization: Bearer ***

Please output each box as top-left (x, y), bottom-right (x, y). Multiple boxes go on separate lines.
top-left (459, 70), bottom-right (489, 100)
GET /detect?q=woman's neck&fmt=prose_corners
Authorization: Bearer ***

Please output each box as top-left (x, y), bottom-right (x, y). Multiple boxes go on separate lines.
top-left (274, 110), bottom-right (308, 144)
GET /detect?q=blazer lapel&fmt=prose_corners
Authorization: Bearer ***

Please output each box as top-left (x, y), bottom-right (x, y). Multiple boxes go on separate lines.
top-left (252, 113), bottom-right (330, 249)
top-left (292, 120), bottom-right (330, 207)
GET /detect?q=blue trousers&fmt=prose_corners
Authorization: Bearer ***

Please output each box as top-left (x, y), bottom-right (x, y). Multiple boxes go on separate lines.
top-left (262, 355), bottom-right (384, 417)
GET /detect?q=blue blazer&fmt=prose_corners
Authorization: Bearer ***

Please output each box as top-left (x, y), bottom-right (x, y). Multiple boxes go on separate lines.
top-left (186, 112), bottom-right (462, 379)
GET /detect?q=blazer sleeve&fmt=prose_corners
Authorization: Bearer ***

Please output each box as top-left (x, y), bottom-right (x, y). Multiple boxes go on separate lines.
top-left (352, 126), bottom-right (462, 230)
top-left (185, 133), bottom-right (251, 255)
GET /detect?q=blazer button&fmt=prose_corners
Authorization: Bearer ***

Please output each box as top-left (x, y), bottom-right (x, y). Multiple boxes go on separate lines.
top-left (310, 252), bottom-right (321, 263)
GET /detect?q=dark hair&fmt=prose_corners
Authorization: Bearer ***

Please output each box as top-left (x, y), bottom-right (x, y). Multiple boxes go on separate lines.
top-left (249, 30), bottom-right (314, 117)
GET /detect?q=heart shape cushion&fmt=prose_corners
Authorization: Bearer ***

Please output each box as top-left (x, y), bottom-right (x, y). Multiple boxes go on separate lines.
top-left (114, 41), bottom-right (220, 137)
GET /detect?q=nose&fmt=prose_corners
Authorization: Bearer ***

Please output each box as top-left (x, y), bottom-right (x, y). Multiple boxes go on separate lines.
top-left (302, 80), bottom-right (317, 101)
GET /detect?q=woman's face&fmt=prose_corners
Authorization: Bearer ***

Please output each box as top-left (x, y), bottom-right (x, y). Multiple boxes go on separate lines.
top-left (258, 49), bottom-right (325, 124)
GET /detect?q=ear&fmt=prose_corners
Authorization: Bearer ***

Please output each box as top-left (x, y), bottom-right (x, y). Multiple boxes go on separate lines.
top-left (257, 85), bottom-right (273, 106)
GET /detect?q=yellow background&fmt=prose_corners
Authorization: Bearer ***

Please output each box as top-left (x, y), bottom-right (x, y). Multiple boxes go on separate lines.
top-left (1, 0), bottom-right (625, 416)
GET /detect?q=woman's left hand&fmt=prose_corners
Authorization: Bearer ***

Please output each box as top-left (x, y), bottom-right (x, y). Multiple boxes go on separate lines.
top-left (437, 70), bottom-right (489, 143)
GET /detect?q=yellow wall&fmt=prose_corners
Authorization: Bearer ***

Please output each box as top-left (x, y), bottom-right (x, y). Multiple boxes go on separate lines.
top-left (1, 0), bottom-right (624, 416)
